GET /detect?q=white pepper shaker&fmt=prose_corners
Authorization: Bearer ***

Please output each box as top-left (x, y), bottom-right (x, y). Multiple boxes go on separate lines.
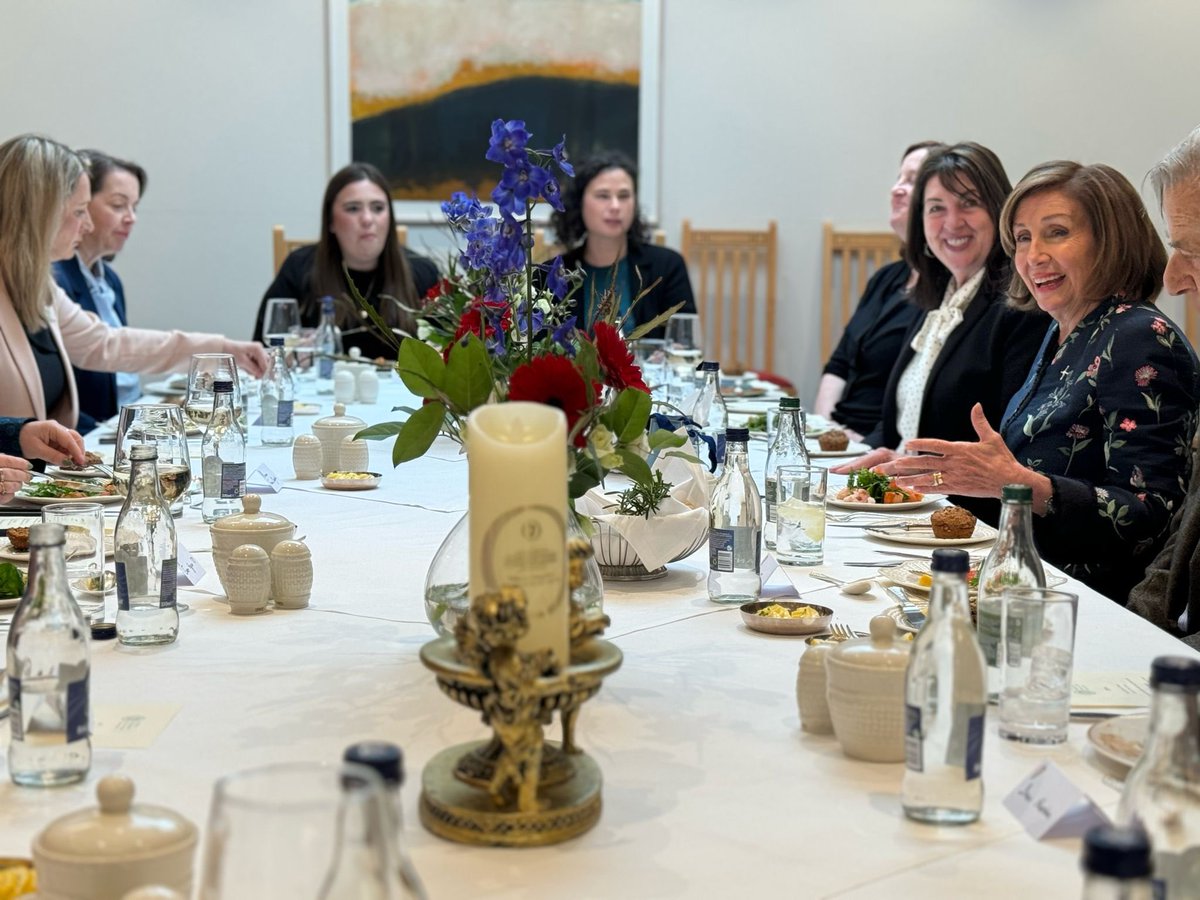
top-left (292, 434), bottom-right (323, 480)
top-left (271, 540), bottom-right (312, 609)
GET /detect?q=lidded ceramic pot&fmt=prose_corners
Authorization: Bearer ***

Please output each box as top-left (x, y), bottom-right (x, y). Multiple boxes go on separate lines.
top-left (796, 641), bottom-right (834, 735)
top-left (312, 403), bottom-right (366, 474)
top-left (825, 615), bottom-right (912, 762)
top-left (292, 434), bottom-right (323, 480)
top-left (226, 544), bottom-right (271, 614)
top-left (32, 774), bottom-right (198, 900)
top-left (271, 539), bottom-right (313, 609)
top-left (209, 494), bottom-right (296, 597)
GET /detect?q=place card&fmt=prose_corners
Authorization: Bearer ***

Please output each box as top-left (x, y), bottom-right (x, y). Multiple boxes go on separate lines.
top-left (92, 703), bottom-right (182, 749)
top-left (177, 543), bottom-right (206, 586)
top-left (1071, 671), bottom-right (1152, 709)
top-left (1003, 760), bottom-right (1110, 840)
top-left (247, 463), bottom-right (283, 494)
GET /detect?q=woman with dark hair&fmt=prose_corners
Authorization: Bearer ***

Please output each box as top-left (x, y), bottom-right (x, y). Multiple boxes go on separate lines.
top-left (879, 161), bottom-right (1199, 601)
top-left (52, 149), bottom-right (148, 432)
top-left (813, 141), bottom-right (942, 440)
top-left (254, 162), bottom-right (439, 359)
top-left (832, 142), bottom-right (1049, 521)
top-left (549, 151), bottom-right (694, 336)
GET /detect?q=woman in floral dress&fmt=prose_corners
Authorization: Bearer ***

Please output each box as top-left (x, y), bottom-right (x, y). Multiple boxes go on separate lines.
top-left (880, 161), bottom-right (1200, 601)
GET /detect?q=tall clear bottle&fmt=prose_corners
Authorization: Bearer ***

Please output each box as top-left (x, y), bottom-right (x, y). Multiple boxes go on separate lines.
top-left (975, 484), bottom-right (1046, 698)
top-left (763, 397), bottom-right (810, 549)
top-left (315, 296), bottom-right (344, 395)
top-left (1081, 824), bottom-right (1154, 900)
top-left (115, 443), bottom-right (179, 646)
top-left (708, 427), bottom-right (762, 604)
top-left (689, 360), bottom-right (729, 473)
top-left (202, 379), bottom-right (247, 523)
top-left (1117, 656), bottom-right (1200, 896)
top-left (260, 336), bottom-right (295, 447)
top-left (7, 523), bottom-right (91, 786)
top-left (317, 764), bottom-right (405, 900)
top-left (343, 742), bottom-right (426, 900)
top-left (902, 548), bottom-right (987, 825)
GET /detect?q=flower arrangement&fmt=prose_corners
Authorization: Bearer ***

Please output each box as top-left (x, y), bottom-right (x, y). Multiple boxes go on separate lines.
top-left (356, 120), bottom-right (686, 499)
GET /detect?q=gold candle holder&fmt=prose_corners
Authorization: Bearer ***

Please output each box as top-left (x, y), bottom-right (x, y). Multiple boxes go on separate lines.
top-left (418, 539), bottom-right (621, 847)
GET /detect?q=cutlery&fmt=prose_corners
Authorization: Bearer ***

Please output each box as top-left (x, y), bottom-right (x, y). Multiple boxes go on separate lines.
top-left (844, 560), bottom-right (908, 567)
top-left (827, 520), bottom-right (910, 529)
top-left (885, 585), bottom-right (926, 629)
top-left (828, 623), bottom-right (864, 640)
top-left (864, 522), bottom-right (934, 533)
top-left (807, 572), bottom-right (873, 594)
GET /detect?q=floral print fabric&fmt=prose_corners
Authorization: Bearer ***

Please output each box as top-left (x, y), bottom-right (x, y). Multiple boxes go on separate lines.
top-left (1000, 299), bottom-right (1200, 600)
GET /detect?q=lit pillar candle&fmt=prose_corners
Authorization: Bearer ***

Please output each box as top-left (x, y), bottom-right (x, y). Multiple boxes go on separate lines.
top-left (467, 402), bottom-right (569, 668)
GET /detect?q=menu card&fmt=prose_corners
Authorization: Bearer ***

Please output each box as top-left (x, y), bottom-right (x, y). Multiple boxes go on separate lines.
top-left (1071, 671), bottom-right (1151, 709)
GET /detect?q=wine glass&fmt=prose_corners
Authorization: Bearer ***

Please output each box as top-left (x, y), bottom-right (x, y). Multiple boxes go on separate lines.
top-left (261, 298), bottom-right (301, 348)
top-left (113, 404), bottom-right (192, 517)
top-left (664, 313), bottom-right (703, 404)
top-left (199, 762), bottom-right (399, 900)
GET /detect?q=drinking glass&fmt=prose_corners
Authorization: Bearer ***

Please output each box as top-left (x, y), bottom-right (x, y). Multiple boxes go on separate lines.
top-left (113, 404), bottom-right (192, 517)
top-left (185, 353), bottom-right (242, 432)
top-left (41, 502), bottom-right (106, 617)
top-left (997, 587), bottom-right (1079, 744)
top-left (200, 761), bottom-right (399, 900)
top-left (261, 298), bottom-right (301, 348)
top-left (630, 338), bottom-right (668, 397)
top-left (774, 465), bottom-right (827, 565)
top-left (664, 313), bottom-right (703, 404)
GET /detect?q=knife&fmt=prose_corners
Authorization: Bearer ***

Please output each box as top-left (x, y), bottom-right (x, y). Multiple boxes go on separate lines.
top-left (885, 584), bottom-right (926, 630)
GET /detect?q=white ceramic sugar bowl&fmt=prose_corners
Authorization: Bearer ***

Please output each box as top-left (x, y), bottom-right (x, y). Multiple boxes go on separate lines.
top-left (292, 433), bottom-right (324, 480)
top-left (271, 539), bottom-right (313, 609)
top-left (32, 774), bottom-right (198, 900)
top-left (209, 494), bottom-right (297, 597)
top-left (312, 403), bottom-right (366, 474)
top-left (226, 544), bottom-right (271, 614)
top-left (824, 615), bottom-right (912, 763)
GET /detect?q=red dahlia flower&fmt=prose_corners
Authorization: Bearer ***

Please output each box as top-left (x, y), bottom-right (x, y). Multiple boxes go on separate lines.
top-left (592, 322), bottom-right (648, 392)
top-left (507, 355), bottom-right (597, 446)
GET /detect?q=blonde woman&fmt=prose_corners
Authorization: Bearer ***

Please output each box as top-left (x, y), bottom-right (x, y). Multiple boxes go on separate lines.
top-left (0, 134), bottom-right (267, 428)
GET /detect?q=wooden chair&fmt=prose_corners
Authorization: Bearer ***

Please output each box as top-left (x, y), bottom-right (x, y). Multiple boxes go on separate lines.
top-left (271, 224), bottom-right (409, 273)
top-left (680, 220), bottom-right (778, 374)
top-left (820, 223), bottom-right (902, 361)
top-left (531, 228), bottom-right (667, 265)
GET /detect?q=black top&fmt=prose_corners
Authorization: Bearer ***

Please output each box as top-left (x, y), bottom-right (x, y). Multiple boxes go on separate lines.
top-left (824, 260), bottom-right (921, 435)
top-left (864, 277), bottom-right (1050, 522)
top-left (255, 243), bottom-right (440, 361)
top-left (557, 240), bottom-right (696, 338)
top-left (26, 326), bottom-right (67, 417)
top-left (1002, 300), bottom-right (1199, 602)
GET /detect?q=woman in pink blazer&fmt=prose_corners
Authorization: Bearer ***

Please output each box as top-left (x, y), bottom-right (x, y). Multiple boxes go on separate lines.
top-left (0, 135), bottom-right (267, 428)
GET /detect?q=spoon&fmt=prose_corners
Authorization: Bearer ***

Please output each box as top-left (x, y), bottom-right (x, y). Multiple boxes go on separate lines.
top-left (808, 572), bottom-right (873, 594)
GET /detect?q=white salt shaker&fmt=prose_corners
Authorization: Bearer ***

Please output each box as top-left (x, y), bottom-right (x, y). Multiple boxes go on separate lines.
top-left (225, 544), bottom-right (271, 615)
top-left (357, 367), bottom-right (379, 404)
top-left (292, 434), bottom-right (323, 480)
top-left (339, 434), bottom-right (370, 472)
top-left (271, 540), bottom-right (313, 609)
top-left (334, 370), bottom-right (357, 404)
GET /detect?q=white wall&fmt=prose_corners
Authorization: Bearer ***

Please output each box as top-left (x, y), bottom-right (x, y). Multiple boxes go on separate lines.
top-left (2, 0), bottom-right (1197, 401)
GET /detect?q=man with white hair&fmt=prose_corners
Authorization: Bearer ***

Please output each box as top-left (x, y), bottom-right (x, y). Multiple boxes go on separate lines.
top-left (1128, 125), bottom-right (1200, 649)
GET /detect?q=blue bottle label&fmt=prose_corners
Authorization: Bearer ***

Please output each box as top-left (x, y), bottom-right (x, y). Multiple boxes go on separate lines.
top-left (276, 399), bottom-right (294, 428)
top-left (965, 713), bottom-right (985, 781)
top-left (160, 558), bottom-right (178, 609)
top-left (319, 358), bottom-right (333, 379)
top-left (709, 528), bottom-right (734, 572)
top-left (904, 703), bottom-right (923, 772)
top-left (8, 677), bottom-right (22, 741)
top-left (67, 673), bottom-right (89, 741)
top-left (116, 560), bottom-right (130, 611)
top-left (220, 462), bottom-right (246, 499)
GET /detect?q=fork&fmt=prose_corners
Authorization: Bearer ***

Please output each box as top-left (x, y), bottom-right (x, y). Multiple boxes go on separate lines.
top-left (828, 623), bottom-right (862, 639)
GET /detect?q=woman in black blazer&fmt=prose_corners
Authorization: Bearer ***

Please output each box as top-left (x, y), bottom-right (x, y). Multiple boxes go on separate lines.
top-left (833, 143), bottom-right (1048, 522)
top-left (549, 152), bottom-right (695, 337)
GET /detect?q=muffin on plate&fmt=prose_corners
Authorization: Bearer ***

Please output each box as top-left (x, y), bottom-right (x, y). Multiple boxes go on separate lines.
top-left (817, 429), bottom-right (849, 452)
top-left (5, 527), bottom-right (30, 553)
top-left (930, 506), bottom-right (976, 539)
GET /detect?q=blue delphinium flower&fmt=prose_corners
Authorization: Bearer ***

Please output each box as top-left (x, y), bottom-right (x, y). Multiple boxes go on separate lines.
top-left (545, 256), bottom-right (570, 300)
top-left (492, 162), bottom-right (550, 216)
top-left (552, 315), bottom-right (578, 356)
top-left (551, 136), bottom-right (574, 177)
top-left (541, 175), bottom-right (564, 212)
top-left (512, 302), bottom-right (544, 339)
top-left (485, 119), bottom-right (530, 166)
top-left (442, 192), bottom-right (489, 232)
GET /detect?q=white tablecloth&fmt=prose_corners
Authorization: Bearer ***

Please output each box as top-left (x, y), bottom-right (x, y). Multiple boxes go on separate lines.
top-left (1, 375), bottom-right (1196, 899)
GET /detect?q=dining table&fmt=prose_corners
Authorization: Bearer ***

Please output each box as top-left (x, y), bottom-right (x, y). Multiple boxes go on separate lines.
top-left (0, 371), bottom-right (1195, 899)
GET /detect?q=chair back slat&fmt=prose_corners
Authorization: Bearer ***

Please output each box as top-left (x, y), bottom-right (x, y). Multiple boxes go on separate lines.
top-left (820, 223), bottom-right (903, 361)
top-left (272, 224), bottom-right (408, 275)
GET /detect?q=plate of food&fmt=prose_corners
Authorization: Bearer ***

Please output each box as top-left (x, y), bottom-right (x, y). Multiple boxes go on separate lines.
top-left (864, 506), bottom-right (997, 547)
top-left (877, 558), bottom-right (1068, 594)
top-left (0, 527), bottom-right (109, 563)
top-left (15, 480), bottom-right (125, 505)
top-left (829, 469), bottom-right (944, 511)
top-left (142, 374), bottom-right (189, 395)
top-left (739, 600), bottom-right (833, 636)
top-left (294, 402), bottom-right (321, 416)
top-left (321, 471), bottom-right (382, 491)
top-left (806, 432), bottom-right (870, 458)
top-left (1087, 713), bottom-right (1148, 769)
top-left (46, 450), bottom-right (109, 479)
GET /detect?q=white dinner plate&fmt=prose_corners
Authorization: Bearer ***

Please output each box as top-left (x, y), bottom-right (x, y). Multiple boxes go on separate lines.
top-left (0, 529), bottom-right (108, 563)
top-left (1087, 713), bottom-right (1148, 768)
top-left (865, 520), bottom-right (998, 547)
top-left (295, 402), bottom-right (321, 416)
top-left (142, 375), bottom-right (189, 395)
top-left (45, 465), bottom-right (109, 479)
top-left (806, 440), bottom-right (870, 459)
top-left (321, 472), bottom-right (382, 490)
top-left (828, 493), bottom-right (946, 512)
top-left (0, 595), bottom-right (20, 611)
top-left (878, 558), bottom-right (1067, 594)
top-left (15, 488), bottom-right (125, 507)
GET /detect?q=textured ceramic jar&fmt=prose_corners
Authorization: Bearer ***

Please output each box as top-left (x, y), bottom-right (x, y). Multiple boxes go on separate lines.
top-left (226, 544), bottom-right (271, 614)
top-left (796, 641), bottom-right (834, 734)
top-left (311, 403), bottom-right (366, 474)
top-left (292, 434), bottom-right (323, 480)
top-left (33, 775), bottom-right (198, 900)
top-left (356, 367), bottom-right (379, 403)
top-left (339, 435), bottom-right (370, 472)
top-left (825, 615), bottom-right (912, 762)
top-left (209, 495), bottom-right (297, 597)
top-left (271, 540), bottom-right (313, 609)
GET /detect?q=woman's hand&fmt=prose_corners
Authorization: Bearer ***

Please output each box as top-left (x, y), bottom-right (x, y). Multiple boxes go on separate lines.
top-left (874, 404), bottom-right (1049, 503)
top-left (829, 446), bottom-right (899, 475)
top-left (18, 421), bottom-right (85, 466)
top-left (0, 454), bottom-right (33, 504)
top-left (227, 341), bottom-right (271, 379)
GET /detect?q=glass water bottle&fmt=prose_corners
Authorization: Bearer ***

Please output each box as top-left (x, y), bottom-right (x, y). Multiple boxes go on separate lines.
top-left (763, 397), bottom-right (810, 549)
top-left (689, 360), bottom-right (729, 473)
top-left (1081, 824), bottom-right (1154, 900)
top-left (115, 443), bottom-right (180, 646)
top-left (260, 336), bottom-right (295, 447)
top-left (708, 427), bottom-right (762, 604)
top-left (202, 378), bottom-right (247, 523)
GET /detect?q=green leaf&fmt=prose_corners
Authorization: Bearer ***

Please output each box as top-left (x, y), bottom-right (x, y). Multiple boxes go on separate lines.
top-left (662, 449), bottom-right (702, 464)
top-left (616, 447), bottom-right (653, 486)
top-left (355, 422), bottom-right (406, 441)
top-left (649, 428), bottom-right (687, 450)
top-left (396, 338), bottom-right (446, 399)
top-left (609, 388), bottom-right (652, 444)
top-left (569, 452), bottom-right (603, 499)
top-left (0, 562), bottom-right (23, 599)
top-left (392, 402), bottom-right (447, 464)
top-left (444, 334), bottom-right (493, 413)
top-left (574, 339), bottom-right (601, 390)
top-left (626, 302), bottom-right (685, 341)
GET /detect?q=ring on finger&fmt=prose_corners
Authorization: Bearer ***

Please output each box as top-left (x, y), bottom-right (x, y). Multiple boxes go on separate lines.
top-left (931, 471), bottom-right (944, 487)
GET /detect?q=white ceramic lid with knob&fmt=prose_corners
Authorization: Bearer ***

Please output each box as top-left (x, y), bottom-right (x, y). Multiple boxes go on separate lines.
top-left (827, 615), bottom-right (912, 670)
top-left (209, 494), bottom-right (295, 540)
top-left (312, 403), bottom-right (365, 436)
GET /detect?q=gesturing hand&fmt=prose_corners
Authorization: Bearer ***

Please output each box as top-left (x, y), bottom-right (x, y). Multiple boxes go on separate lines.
top-left (828, 446), bottom-right (899, 475)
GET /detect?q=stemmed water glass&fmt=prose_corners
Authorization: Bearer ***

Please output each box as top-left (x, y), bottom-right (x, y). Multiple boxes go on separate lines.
top-left (664, 313), bottom-right (703, 404)
top-left (261, 298), bottom-right (301, 348)
top-left (113, 404), bottom-right (192, 517)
